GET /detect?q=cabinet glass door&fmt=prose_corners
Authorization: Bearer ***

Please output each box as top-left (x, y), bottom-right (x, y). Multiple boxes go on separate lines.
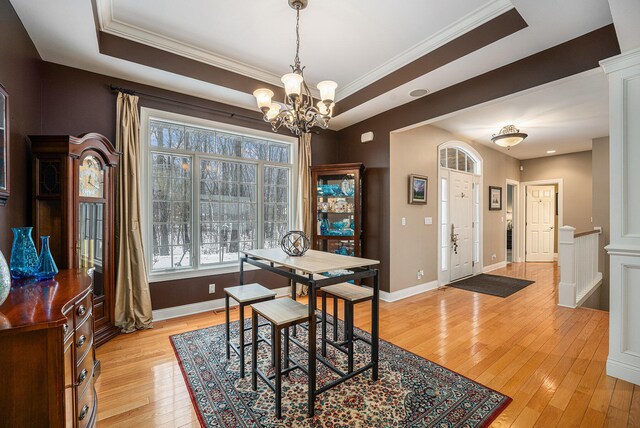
top-left (316, 173), bottom-right (356, 256)
top-left (78, 202), bottom-right (104, 296)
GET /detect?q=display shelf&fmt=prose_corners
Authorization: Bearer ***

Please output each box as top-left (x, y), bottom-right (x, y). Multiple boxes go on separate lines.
top-left (311, 163), bottom-right (364, 257)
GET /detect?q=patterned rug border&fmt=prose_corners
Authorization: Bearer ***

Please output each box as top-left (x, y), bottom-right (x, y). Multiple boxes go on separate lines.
top-left (170, 315), bottom-right (513, 427)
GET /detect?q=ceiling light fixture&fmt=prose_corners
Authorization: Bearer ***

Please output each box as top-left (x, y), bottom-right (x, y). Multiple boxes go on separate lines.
top-left (409, 89), bottom-right (429, 97)
top-left (491, 125), bottom-right (528, 149)
top-left (253, 0), bottom-right (336, 136)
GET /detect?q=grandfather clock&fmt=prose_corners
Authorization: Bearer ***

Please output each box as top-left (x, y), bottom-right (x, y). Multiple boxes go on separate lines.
top-left (30, 133), bottom-right (120, 346)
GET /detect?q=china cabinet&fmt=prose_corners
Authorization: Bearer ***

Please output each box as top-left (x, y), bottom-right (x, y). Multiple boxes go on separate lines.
top-left (311, 163), bottom-right (364, 257)
top-left (29, 133), bottom-right (120, 347)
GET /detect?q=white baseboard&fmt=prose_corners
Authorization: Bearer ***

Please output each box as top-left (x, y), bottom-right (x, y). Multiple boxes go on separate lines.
top-left (483, 261), bottom-right (507, 273)
top-left (380, 280), bottom-right (439, 303)
top-left (607, 358), bottom-right (640, 386)
top-left (152, 286), bottom-right (291, 321)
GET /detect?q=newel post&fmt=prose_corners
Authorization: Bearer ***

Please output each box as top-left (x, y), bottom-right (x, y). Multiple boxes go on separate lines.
top-left (558, 226), bottom-right (577, 308)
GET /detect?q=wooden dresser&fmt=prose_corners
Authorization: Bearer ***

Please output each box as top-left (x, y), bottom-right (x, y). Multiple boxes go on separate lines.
top-left (0, 269), bottom-right (98, 428)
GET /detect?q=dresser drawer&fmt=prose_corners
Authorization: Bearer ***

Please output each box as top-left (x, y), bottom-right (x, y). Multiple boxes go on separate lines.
top-left (76, 379), bottom-right (96, 428)
top-left (76, 349), bottom-right (94, 399)
top-left (74, 291), bottom-right (92, 327)
top-left (63, 309), bottom-right (73, 341)
top-left (75, 314), bottom-right (94, 364)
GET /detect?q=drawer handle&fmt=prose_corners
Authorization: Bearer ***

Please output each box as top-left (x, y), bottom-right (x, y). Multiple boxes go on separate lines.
top-left (77, 305), bottom-right (86, 317)
top-left (77, 368), bottom-right (88, 385)
top-left (79, 404), bottom-right (89, 421)
top-left (77, 335), bottom-right (87, 347)
top-left (63, 324), bottom-right (69, 334)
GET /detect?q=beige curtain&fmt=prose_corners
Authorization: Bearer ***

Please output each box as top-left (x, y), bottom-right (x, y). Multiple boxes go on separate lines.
top-left (296, 133), bottom-right (312, 295)
top-left (114, 92), bottom-right (153, 333)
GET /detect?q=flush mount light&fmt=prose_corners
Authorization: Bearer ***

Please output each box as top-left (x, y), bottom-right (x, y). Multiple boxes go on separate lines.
top-left (409, 89), bottom-right (429, 97)
top-left (491, 125), bottom-right (528, 149)
top-left (546, 150), bottom-right (556, 154)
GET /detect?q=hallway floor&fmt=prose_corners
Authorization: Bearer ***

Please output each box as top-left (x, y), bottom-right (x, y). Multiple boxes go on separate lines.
top-left (95, 262), bottom-right (639, 427)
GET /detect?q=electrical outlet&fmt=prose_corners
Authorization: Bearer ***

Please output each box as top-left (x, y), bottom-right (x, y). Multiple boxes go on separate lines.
top-left (491, 253), bottom-right (497, 260)
top-left (417, 269), bottom-right (424, 280)
top-left (208, 284), bottom-right (216, 294)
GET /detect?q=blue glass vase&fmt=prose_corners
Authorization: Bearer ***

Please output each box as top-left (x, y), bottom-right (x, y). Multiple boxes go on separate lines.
top-left (10, 227), bottom-right (39, 279)
top-left (36, 236), bottom-right (58, 281)
top-left (320, 218), bottom-right (329, 235)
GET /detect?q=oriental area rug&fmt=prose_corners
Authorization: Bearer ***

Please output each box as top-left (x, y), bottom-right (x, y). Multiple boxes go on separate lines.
top-left (170, 315), bottom-right (511, 427)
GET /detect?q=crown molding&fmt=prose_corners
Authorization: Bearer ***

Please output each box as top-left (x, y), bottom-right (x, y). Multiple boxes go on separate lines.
top-left (336, 0), bottom-right (515, 100)
top-left (96, 0), bottom-right (513, 104)
top-left (600, 46), bottom-right (640, 74)
top-left (95, 0), bottom-right (283, 87)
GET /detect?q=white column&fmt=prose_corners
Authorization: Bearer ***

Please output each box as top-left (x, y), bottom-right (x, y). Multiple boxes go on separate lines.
top-left (601, 48), bottom-right (640, 386)
top-left (558, 226), bottom-right (576, 308)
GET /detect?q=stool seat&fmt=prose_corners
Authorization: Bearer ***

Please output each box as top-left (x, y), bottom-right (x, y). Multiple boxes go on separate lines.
top-left (225, 283), bottom-right (277, 303)
top-left (322, 283), bottom-right (373, 303)
top-left (252, 298), bottom-right (309, 326)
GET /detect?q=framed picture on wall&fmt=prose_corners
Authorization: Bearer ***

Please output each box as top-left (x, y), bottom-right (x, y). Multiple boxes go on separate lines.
top-left (489, 186), bottom-right (502, 210)
top-left (409, 174), bottom-right (428, 204)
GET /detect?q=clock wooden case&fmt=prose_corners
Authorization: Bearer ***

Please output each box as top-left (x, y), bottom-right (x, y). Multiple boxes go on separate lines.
top-left (30, 133), bottom-right (120, 347)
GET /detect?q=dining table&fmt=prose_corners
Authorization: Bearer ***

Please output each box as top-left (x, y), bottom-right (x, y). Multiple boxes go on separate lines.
top-left (240, 248), bottom-right (380, 417)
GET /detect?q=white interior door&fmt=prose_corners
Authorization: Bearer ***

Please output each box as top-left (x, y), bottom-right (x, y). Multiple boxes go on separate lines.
top-left (526, 185), bottom-right (556, 262)
top-left (450, 170), bottom-right (473, 281)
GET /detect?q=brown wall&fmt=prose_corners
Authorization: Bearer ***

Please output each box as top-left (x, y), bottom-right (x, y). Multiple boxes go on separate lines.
top-left (0, 0), bottom-right (43, 256)
top-left (390, 125), bottom-right (520, 291)
top-left (521, 151), bottom-right (593, 234)
top-left (40, 62), bottom-right (337, 309)
top-left (592, 137), bottom-right (610, 310)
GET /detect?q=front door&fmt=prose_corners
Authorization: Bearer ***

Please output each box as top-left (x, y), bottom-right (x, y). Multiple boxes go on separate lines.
top-left (450, 170), bottom-right (473, 281)
top-left (526, 185), bottom-right (556, 262)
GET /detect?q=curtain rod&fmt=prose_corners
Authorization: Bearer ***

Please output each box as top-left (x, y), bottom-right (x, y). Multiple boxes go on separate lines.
top-left (109, 84), bottom-right (264, 124)
top-left (109, 84), bottom-right (320, 135)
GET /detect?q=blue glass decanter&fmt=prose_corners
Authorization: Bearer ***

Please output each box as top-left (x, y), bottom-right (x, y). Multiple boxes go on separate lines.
top-left (9, 227), bottom-right (39, 279)
top-left (36, 236), bottom-right (58, 281)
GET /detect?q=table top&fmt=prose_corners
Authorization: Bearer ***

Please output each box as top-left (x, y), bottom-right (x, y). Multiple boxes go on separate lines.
top-left (242, 248), bottom-right (380, 274)
top-left (0, 269), bottom-right (93, 334)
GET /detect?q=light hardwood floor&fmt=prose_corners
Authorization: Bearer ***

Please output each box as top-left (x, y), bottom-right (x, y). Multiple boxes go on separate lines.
top-left (95, 263), bottom-right (640, 427)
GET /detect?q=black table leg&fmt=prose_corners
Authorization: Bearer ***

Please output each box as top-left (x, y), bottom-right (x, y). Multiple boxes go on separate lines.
top-left (372, 269), bottom-right (379, 381)
top-left (225, 294), bottom-right (230, 360)
top-left (307, 275), bottom-right (316, 417)
top-left (251, 311), bottom-right (258, 391)
top-left (239, 256), bottom-right (245, 285)
top-left (239, 303), bottom-right (245, 378)
top-left (321, 291), bottom-right (327, 357)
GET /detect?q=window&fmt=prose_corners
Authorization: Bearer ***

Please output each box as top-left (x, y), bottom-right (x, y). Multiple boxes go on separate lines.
top-left (142, 111), bottom-right (295, 278)
top-left (439, 146), bottom-right (477, 174)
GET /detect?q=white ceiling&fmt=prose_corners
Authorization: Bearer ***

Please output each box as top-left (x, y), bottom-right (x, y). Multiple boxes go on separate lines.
top-left (10, 0), bottom-right (614, 146)
top-left (428, 70), bottom-right (609, 160)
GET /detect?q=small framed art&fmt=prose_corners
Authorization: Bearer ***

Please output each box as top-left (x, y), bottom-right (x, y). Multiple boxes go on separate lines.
top-left (489, 186), bottom-right (502, 210)
top-left (408, 174), bottom-right (428, 204)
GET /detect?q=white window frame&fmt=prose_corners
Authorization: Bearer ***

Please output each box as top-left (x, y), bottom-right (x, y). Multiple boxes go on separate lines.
top-left (140, 108), bottom-right (298, 282)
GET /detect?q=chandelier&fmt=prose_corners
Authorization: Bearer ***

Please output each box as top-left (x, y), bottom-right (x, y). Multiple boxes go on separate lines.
top-left (491, 125), bottom-right (528, 148)
top-left (253, 0), bottom-right (337, 136)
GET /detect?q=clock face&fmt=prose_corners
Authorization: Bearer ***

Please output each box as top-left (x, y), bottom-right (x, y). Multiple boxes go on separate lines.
top-left (79, 155), bottom-right (104, 198)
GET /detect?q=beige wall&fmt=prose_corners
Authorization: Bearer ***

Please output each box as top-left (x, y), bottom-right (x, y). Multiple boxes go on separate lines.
top-left (521, 151), bottom-right (593, 233)
top-left (389, 125), bottom-right (520, 292)
top-left (592, 137), bottom-right (610, 310)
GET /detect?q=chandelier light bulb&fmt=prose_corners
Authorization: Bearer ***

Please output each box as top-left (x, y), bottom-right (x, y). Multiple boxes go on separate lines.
top-left (266, 103), bottom-right (282, 120)
top-left (281, 73), bottom-right (304, 98)
top-left (253, 88), bottom-right (274, 111)
top-left (317, 80), bottom-right (338, 103)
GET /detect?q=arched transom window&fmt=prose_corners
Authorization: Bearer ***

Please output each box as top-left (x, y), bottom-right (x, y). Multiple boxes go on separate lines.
top-left (439, 147), bottom-right (479, 175)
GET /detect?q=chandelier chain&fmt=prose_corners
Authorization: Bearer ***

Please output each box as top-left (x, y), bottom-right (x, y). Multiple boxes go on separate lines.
top-left (293, 6), bottom-right (301, 72)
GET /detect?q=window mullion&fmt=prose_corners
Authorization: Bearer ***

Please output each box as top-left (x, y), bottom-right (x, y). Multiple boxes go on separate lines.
top-left (194, 154), bottom-right (201, 270)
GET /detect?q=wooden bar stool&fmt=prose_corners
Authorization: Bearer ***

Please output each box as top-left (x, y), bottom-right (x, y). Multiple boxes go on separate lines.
top-left (224, 283), bottom-right (277, 378)
top-left (251, 298), bottom-right (310, 420)
top-left (321, 283), bottom-right (374, 373)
